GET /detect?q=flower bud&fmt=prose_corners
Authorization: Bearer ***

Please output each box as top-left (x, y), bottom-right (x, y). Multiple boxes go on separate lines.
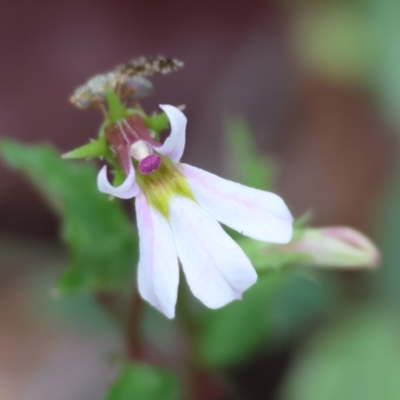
top-left (286, 227), bottom-right (380, 269)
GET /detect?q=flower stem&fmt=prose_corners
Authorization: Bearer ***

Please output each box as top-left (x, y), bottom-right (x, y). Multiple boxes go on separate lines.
top-left (176, 286), bottom-right (202, 400)
top-left (95, 292), bottom-right (126, 325)
top-left (126, 289), bottom-right (144, 360)
top-left (96, 290), bottom-right (144, 360)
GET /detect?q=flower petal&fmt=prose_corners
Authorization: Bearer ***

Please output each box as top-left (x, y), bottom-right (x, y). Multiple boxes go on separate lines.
top-left (169, 196), bottom-right (257, 309)
top-left (136, 191), bottom-right (179, 318)
top-left (153, 105), bottom-right (187, 162)
top-left (180, 164), bottom-right (293, 243)
top-left (97, 164), bottom-right (139, 199)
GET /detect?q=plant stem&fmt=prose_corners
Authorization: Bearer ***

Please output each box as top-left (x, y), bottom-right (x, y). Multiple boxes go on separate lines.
top-left (126, 289), bottom-right (144, 360)
top-left (95, 292), bottom-right (126, 325)
top-left (96, 288), bottom-right (144, 361)
top-left (177, 286), bottom-right (201, 400)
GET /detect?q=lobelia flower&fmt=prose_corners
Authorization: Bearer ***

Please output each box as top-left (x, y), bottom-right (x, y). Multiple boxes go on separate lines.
top-left (94, 96), bottom-right (293, 318)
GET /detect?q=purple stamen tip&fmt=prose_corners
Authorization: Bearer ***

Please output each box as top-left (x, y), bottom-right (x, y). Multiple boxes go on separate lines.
top-left (139, 154), bottom-right (161, 175)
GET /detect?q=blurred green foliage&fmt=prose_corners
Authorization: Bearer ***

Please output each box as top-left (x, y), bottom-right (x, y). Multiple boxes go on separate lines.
top-left (0, 140), bottom-right (138, 294)
top-left (283, 1), bottom-right (400, 398)
top-left (198, 274), bottom-right (283, 367)
top-left (268, 272), bottom-right (333, 345)
top-left (197, 271), bottom-right (332, 367)
top-left (293, 0), bottom-right (400, 129)
top-left (294, 3), bottom-right (377, 84)
top-left (225, 116), bottom-right (275, 190)
top-left (282, 307), bottom-right (400, 400)
top-left (105, 363), bottom-right (180, 400)
top-left (375, 165), bottom-right (400, 305)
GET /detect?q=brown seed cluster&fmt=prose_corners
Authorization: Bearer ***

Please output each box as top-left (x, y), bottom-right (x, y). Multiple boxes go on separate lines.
top-left (70, 55), bottom-right (184, 110)
top-left (117, 55), bottom-right (184, 77)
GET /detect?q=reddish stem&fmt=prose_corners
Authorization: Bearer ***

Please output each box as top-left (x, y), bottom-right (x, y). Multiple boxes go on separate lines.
top-left (126, 289), bottom-right (144, 360)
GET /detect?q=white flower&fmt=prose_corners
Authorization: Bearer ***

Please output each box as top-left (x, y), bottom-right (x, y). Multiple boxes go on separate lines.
top-left (97, 105), bottom-right (293, 318)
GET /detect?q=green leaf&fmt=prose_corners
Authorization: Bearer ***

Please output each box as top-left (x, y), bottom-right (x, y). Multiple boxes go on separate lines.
top-left (0, 140), bottom-right (137, 294)
top-left (105, 363), bottom-right (180, 400)
top-left (226, 116), bottom-right (275, 190)
top-left (281, 308), bottom-right (400, 400)
top-left (198, 273), bottom-right (284, 367)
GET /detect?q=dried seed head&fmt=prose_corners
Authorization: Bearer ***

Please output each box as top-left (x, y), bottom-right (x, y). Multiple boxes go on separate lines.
top-left (118, 55), bottom-right (184, 77)
top-left (70, 55), bottom-right (184, 110)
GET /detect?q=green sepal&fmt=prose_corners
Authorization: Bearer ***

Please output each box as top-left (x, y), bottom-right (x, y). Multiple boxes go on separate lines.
top-left (237, 236), bottom-right (312, 272)
top-left (62, 119), bottom-right (110, 160)
top-left (144, 112), bottom-right (170, 135)
top-left (106, 88), bottom-right (131, 125)
top-left (62, 136), bottom-right (108, 160)
top-left (293, 210), bottom-right (313, 229)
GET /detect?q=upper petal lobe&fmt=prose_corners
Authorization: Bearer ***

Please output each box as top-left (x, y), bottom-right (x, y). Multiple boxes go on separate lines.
top-left (179, 164), bottom-right (293, 243)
